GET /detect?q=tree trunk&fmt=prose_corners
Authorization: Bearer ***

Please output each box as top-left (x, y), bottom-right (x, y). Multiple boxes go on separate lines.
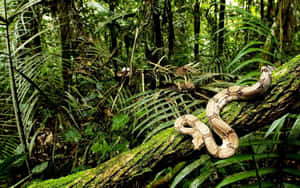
top-left (29, 55), bottom-right (300, 188)
top-left (262, 0), bottom-right (295, 65)
top-left (194, 0), bottom-right (201, 62)
top-left (246, 0), bottom-right (251, 11)
top-left (205, 0), bottom-right (218, 57)
top-left (57, 0), bottom-right (74, 90)
top-left (107, 1), bottom-right (119, 70)
top-left (152, 0), bottom-right (164, 63)
top-left (261, 0), bottom-right (264, 21)
top-left (218, 0), bottom-right (225, 56)
top-left (175, 0), bottom-right (185, 34)
top-left (166, 0), bottom-right (175, 59)
top-left (214, 0), bottom-right (218, 56)
top-left (266, 0), bottom-right (274, 24)
top-left (244, 0), bottom-right (251, 45)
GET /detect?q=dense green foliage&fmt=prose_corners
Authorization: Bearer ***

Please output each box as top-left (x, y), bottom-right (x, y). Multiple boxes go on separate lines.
top-left (0, 0), bottom-right (299, 187)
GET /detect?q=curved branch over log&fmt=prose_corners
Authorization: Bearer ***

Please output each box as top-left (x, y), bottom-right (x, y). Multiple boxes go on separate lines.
top-left (29, 55), bottom-right (300, 188)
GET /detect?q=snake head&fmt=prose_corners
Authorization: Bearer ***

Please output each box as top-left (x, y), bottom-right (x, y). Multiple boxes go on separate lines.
top-left (261, 65), bottom-right (275, 73)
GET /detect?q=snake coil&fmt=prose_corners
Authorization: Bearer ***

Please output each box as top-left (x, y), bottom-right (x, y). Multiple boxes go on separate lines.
top-left (174, 66), bottom-right (274, 158)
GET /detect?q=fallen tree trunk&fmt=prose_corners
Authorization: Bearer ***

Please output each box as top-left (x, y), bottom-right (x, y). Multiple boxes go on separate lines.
top-left (29, 55), bottom-right (300, 188)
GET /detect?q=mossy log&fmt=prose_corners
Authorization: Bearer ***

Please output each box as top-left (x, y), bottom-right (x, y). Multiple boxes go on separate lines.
top-left (29, 55), bottom-right (300, 188)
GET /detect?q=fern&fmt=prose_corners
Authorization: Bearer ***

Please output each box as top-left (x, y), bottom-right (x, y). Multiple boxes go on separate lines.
top-left (166, 114), bottom-right (300, 187)
top-left (0, 57), bottom-right (18, 159)
top-left (122, 89), bottom-right (203, 141)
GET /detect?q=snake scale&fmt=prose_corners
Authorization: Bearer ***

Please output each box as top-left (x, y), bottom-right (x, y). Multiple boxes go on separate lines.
top-left (174, 65), bottom-right (274, 158)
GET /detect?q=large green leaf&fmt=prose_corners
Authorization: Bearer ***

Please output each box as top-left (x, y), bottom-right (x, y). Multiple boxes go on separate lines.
top-left (189, 161), bottom-right (215, 188)
top-left (288, 115), bottom-right (300, 139)
top-left (265, 114), bottom-right (288, 138)
top-left (215, 153), bottom-right (279, 168)
top-left (238, 181), bottom-right (275, 188)
top-left (216, 168), bottom-right (278, 188)
top-left (170, 155), bottom-right (211, 188)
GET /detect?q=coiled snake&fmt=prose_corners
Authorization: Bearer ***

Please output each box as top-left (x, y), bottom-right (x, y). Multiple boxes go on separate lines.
top-left (174, 66), bottom-right (274, 158)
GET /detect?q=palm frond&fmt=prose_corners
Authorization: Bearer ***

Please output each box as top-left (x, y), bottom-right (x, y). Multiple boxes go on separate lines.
top-left (122, 89), bottom-right (204, 140)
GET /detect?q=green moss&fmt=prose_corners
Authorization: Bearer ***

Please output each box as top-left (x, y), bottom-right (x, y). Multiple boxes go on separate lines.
top-left (28, 170), bottom-right (87, 188)
top-left (222, 101), bottom-right (245, 123)
top-left (272, 54), bottom-right (300, 83)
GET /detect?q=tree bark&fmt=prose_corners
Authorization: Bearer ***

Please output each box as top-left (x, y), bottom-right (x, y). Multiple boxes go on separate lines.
top-left (218, 0), bottom-right (225, 56)
top-left (262, 0), bottom-right (295, 65)
top-left (152, 0), bottom-right (164, 63)
top-left (175, 0), bottom-right (185, 34)
top-left (57, 0), bottom-right (74, 90)
top-left (266, 0), bottom-right (274, 24)
top-left (194, 0), bottom-right (201, 62)
top-left (166, 0), bottom-right (175, 59)
top-left (107, 1), bottom-right (119, 70)
top-left (261, 0), bottom-right (264, 21)
top-left (56, 0), bottom-right (84, 90)
top-left (28, 55), bottom-right (300, 188)
top-left (205, 1), bottom-right (218, 56)
top-left (246, 0), bottom-right (252, 11)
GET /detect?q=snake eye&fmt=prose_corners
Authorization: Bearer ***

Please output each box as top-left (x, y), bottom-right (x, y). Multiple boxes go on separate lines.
top-left (261, 67), bottom-right (268, 72)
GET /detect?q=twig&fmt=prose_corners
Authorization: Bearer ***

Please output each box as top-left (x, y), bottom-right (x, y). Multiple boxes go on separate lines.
top-left (128, 27), bottom-right (139, 83)
top-left (111, 80), bottom-right (125, 111)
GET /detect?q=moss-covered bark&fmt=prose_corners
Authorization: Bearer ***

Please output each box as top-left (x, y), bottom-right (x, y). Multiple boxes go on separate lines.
top-left (28, 55), bottom-right (300, 188)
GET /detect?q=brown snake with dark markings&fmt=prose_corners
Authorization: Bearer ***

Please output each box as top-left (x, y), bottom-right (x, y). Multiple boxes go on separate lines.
top-left (174, 65), bottom-right (274, 158)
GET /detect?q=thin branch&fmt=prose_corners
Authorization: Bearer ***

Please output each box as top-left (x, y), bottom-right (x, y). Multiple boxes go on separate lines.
top-left (128, 27), bottom-right (139, 83)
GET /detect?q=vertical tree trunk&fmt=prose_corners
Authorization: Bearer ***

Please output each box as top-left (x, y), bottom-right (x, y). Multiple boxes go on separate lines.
top-left (212, 0), bottom-right (218, 56)
top-left (194, 0), bottom-right (201, 61)
top-left (107, 1), bottom-right (118, 69)
top-left (262, 0), bottom-right (295, 64)
top-left (166, 0), bottom-right (175, 59)
top-left (244, 0), bottom-right (252, 45)
top-left (218, 0), bottom-right (225, 56)
top-left (175, 0), bottom-right (185, 34)
top-left (261, 0), bottom-right (264, 20)
top-left (205, 0), bottom-right (218, 56)
top-left (57, 0), bottom-right (74, 90)
top-left (266, 0), bottom-right (274, 24)
top-left (109, 6), bottom-right (117, 53)
top-left (246, 0), bottom-right (251, 11)
top-left (279, 0), bottom-right (295, 54)
top-left (152, 0), bottom-right (164, 63)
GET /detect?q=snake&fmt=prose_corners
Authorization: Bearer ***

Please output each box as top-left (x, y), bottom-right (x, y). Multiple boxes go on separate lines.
top-left (174, 65), bottom-right (274, 158)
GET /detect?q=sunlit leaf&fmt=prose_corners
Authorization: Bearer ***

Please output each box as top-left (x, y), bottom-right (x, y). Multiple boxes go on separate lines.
top-left (216, 168), bottom-right (278, 188)
top-left (265, 114), bottom-right (288, 138)
top-left (170, 155), bottom-right (210, 188)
